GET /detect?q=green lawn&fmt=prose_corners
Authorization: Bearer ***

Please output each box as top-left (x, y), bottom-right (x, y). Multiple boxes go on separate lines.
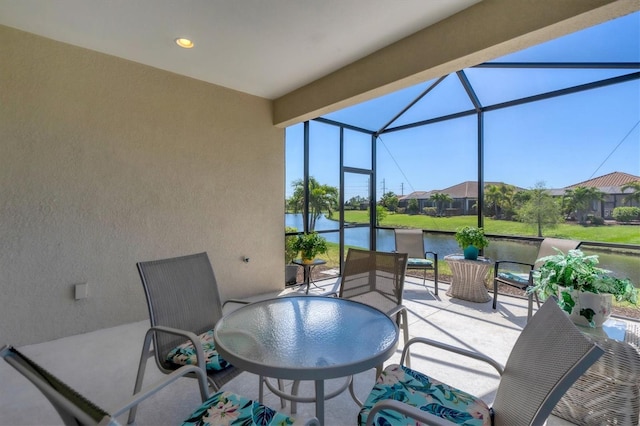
top-left (342, 211), bottom-right (640, 245)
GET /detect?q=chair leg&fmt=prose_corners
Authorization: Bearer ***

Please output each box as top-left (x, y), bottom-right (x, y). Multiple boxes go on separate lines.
top-left (527, 293), bottom-right (534, 322)
top-left (433, 263), bottom-right (438, 295)
top-left (400, 310), bottom-right (410, 368)
top-left (492, 280), bottom-right (498, 310)
top-left (127, 330), bottom-right (155, 424)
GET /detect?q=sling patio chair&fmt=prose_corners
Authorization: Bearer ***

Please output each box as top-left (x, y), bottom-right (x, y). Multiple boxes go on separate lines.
top-left (286, 248), bottom-right (410, 411)
top-left (338, 248), bottom-right (410, 368)
top-left (493, 237), bottom-right (580, 321)
top-left (1, 345), bottom-right (317, 426)
top-left (394, 228), bottom-right (439, 295)
top-left (128, 251), bottom-right (259, 423)
top-left (358, 298), bottom-right (604, 426)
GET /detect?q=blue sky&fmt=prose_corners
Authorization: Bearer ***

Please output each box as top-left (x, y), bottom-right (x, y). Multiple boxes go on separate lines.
top-left (286, 12), bottom-right (640, 200)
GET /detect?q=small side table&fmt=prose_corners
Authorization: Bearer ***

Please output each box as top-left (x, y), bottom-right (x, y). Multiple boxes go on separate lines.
top-left (553, 319), bottom-right (640, 425)
top-left (444, 254), bottom-right (492, 303)
top-left (292, 259), bottom-right (327, 294)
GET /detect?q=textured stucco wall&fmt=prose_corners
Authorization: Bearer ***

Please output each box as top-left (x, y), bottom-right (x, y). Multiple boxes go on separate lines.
top-left (0, 25), bottom-right (285, 346)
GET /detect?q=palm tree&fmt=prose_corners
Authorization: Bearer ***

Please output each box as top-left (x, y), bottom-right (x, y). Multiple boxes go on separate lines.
top-left (484, 184), bottom-right (514, 218)
top-left (563, 186), bottom-right (605, 224)
top-left (288, 177), bottom-right (339, 231)
top-left (429, 192), bottom-right (452, 216)
top-left (621, 181), bottom-right (640, 206)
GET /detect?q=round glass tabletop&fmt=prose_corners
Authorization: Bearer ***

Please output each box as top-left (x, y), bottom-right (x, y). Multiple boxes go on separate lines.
top-left (214, 296), bottom-right (398, 380)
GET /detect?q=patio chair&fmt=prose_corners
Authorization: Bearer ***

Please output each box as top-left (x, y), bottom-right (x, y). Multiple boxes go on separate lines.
top-left (358, 298), bottom-right (604, 426)
top-left (394, 228), bottom-right (439, 295)
top-left (128, 251), bottom-right (250, 423)
top-left (1, 345), bottom-right (316, 426)
top-left (339, 248), bottom-right (410, 367)
top-left (493, 237), bottom-right (580, 321)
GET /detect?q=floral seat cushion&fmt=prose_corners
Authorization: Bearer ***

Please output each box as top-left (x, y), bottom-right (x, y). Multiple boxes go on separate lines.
top-left (167, 329), bottom-right (230, 371)
top-left (182, 390), bottom-right (295, 426)
top-left (359, 364), bottom-right (492, 426)
top-left (497, 271), bottom-right (529, 285)
top-left (407, 258), bottom-right (433, 267)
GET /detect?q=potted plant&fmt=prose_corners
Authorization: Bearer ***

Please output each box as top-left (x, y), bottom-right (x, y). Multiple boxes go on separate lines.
top-left (292, 232), bottom-right (328, 264)
top-left (454, 226), bottom-right (489, 260)
top-left (284, 227), bottom-right (299, 285)
top-left (530, 248), bottom-right (638, 327)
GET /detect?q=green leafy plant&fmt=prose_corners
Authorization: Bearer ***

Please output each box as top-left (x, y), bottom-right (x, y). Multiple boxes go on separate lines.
top-left (454, 226), bottom-right (489, 250)
top-left (530, 248), bottom-right (638, 325)
top-left (291, 232), bottom-right (328, 261)
top-left (285, 226), bottom-right (298, 264)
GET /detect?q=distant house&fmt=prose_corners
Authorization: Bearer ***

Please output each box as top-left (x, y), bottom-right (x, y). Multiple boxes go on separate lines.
top-left (399, 181), bottom-right (514, 215)
top-left (556, 171), bottom-right (640, 219)
top-left (398, 171), bottom-right (639, 219)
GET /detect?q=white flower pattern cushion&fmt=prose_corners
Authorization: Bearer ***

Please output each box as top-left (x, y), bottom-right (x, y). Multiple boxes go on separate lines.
top-left (359, 364), bottom-right (491, 426)
top-left (182, 390), bottom-right (295, 426)
top-left (167, 329), bottom-right (230, 371)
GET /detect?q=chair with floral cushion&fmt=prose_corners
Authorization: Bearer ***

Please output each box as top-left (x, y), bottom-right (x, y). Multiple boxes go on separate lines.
top-left (358, 298), bottom-right (603, 426)
top-left (128, 252), bottom-right (254, 423)
top-left (394, 228), bottom-right (438, 295)
top-left (1, 344), bottom-right (317, 426)
top-left (493, 237), bottom-right (580, 321)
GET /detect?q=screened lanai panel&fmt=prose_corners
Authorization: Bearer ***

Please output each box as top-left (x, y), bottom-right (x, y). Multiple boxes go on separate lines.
top-left (376, 115), bottom-right (477, 232)
top-left (344, 129), bottom-right (371, 169)
top-left (285, 123), bottom-right (304, 232)
top-left (309, 121), bottom-right (340, 231)
top-left (494, 11), bottom-right (639, 63)
top-left (322, 80), bottom-right (435, 132)
top-left (483, 79), bottom-right (640, 235)
top-left (465, 67), bottom-right (637, 107)
top-left (388, 73), bottom-right (476, 129)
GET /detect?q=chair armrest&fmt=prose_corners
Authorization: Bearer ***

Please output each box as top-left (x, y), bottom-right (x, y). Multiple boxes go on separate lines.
top-left (222, 299), bottom-right (251, 309)
top-left (494, 260), bottom-right (533, 270)
top-left (110, 365), bottom-right (209, 417)
top-left (400, 337), bottom-right (504, 375)
top-left (385, 304), bottom-right (407, 319)
top-left (424, 251), bottom-right (437, 259)
top-left (146, 326), bottom-right (207, 373)
top-left (366, 399), bottom-right (456, 426)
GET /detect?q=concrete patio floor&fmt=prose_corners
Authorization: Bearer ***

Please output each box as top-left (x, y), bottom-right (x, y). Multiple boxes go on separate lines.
top-left (2, 276), bottom-right (632, 425)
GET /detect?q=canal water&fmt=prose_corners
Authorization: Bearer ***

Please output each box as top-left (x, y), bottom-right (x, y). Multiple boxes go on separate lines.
top-left (286, 213), bottom-right (640, 285)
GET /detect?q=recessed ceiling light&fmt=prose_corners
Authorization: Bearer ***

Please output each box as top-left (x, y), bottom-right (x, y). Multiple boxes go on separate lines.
top-left (175, 38), bottom-right (194, 49)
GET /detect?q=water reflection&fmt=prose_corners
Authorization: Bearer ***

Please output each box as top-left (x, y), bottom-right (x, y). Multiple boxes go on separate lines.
top-left (285, 214), bottom-right (639, 285)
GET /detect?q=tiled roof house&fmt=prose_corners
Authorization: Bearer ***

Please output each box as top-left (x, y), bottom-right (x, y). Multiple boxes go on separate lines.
top-left (398, 172), bottom-right (639, 218)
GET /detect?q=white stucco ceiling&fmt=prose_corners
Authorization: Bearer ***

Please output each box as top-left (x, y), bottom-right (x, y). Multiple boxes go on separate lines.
top-left (0, 0), bottom-right (480, 99)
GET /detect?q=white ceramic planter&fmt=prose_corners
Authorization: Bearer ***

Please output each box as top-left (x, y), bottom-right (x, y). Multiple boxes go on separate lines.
top-left (566, 290), bottom-right (612, 327)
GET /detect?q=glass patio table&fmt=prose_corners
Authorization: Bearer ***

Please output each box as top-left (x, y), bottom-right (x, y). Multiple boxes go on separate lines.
top-left (213, 296), bottom-right (399, 425)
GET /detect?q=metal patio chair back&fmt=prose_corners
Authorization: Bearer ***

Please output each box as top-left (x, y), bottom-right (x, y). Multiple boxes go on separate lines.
top-left (359, 298), bottom-right (604, 426)
top-left (128, 252), bottom-right (243, 423)
top-left (339, 248), bottom-right (410, 366)
top-left (493, 237), bottom-right (580, 321)
top-left (394, 228), bottom-right (439, 295)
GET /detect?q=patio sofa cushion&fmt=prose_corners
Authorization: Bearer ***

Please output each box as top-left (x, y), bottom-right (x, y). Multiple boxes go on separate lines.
top-left (407, 258), bottom-right (433, 267)
top-left (167, 329), bottom-right (230, 371)
top-left (497, 271), bottom-right (529, 285)
top-left (359, 364), bottom-right (491, 426)
top-left (182, 390), bottom-right (295, 426)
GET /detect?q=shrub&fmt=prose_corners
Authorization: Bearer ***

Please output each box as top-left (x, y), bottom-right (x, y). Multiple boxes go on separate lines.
top-left (422, 207), bottom-right (437, 216)
top-left (613, 206), bottom-right (640, 223)
top-left (586, 215), bottom-right (605, 226)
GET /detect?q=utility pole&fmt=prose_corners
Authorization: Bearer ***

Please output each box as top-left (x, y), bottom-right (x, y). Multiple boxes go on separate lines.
top-left (381, 178), bottom-right (386, 195)
top-left (401, 182), bottom-right (404, 196)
